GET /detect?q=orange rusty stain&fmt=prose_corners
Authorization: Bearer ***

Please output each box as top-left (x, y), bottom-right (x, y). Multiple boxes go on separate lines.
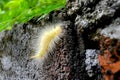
top-left (98, 36), bottom-right (120, 80)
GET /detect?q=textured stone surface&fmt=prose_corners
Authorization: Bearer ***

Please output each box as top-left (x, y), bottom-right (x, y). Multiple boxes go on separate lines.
top-left (0, 0), bottom-right (120, 80)
top-left (98, 36), bottom-right (120, 80)
top-left (101, 18), bottom-right (120, 39)
top-left (85, 49), bottom-right (100, 77)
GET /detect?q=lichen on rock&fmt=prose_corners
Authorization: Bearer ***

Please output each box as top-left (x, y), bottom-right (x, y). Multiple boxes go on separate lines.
top-left (1, 56), bottom-right (12, 70)
top-left (85, 49), bottom-right (100, 77)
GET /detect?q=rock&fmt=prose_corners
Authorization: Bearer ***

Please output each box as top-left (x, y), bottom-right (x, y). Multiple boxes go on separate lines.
top-left (0, 0), bottom-right (120, 80)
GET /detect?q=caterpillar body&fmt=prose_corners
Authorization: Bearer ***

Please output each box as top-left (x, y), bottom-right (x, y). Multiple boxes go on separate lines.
top-left (31, 24), bottom-right (62, 59)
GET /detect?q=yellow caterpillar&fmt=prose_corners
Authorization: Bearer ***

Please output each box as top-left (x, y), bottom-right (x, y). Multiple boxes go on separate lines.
top-left (31, 24), bottom-right (62, 59)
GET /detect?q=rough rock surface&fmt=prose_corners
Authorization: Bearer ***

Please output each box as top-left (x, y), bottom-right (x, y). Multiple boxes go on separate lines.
top-left (85, 49), bottom-right (100, 77)
top-left (0, 0), bottom-right (120, 80)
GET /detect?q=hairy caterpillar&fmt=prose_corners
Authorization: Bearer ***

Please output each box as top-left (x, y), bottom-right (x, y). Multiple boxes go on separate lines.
top-left (31, 24), bottom-right (63, 59)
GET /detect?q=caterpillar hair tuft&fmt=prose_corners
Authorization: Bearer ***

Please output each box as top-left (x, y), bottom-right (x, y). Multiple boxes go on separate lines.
top-left (31, 23), bottom-right (63, 59)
